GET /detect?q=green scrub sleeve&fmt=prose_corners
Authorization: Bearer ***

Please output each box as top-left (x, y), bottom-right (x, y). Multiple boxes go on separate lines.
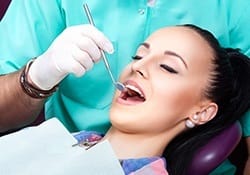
top-left (0, 0), bottom-right (66, 74)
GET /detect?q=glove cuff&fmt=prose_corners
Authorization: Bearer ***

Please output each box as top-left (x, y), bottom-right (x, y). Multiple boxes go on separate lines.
top-left (20, 59), bottom-right (58, 99)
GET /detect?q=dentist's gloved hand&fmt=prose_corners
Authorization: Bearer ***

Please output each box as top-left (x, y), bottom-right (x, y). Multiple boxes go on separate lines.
top-left (28, 24), bottom-right (114, 90)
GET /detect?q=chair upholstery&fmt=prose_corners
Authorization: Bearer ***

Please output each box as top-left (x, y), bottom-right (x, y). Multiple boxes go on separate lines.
top-left (0, 0), bottom-right (11, 20)
top-left (186, 121), bottom-right (242, 175)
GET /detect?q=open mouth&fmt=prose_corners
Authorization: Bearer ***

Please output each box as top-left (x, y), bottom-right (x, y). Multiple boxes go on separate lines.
top-left (119, 83), bottom-right (146, 103)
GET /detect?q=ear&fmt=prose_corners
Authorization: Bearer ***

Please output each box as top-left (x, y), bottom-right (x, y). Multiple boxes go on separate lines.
top-left (194, 103), bottom-right (218, 125)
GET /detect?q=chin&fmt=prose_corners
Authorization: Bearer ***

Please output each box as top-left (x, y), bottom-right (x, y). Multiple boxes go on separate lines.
top-left (110, 107), bottom-right (134, 125)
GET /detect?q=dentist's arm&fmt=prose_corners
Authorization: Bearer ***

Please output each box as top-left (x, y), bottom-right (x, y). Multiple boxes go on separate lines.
top-left (0, 70), bottom-right (45, 132)
top-left (0, 25), bottom-right (113, 132)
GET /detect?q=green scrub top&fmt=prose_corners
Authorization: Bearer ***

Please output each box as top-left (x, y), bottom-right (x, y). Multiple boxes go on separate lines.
top-left (1, 0), bottom-right (250, 174)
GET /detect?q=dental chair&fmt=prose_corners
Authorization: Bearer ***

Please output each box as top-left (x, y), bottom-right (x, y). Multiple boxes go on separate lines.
top-left (186, 121), bottom-right (242, 175)
top-left (0, 0), bottom-right (11, 20)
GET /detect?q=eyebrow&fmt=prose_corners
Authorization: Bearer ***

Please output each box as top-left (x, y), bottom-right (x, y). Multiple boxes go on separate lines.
top-left (139, 42), bottom-right (188, 69)
top-left (164, 51), bottom-right (188, 69)
top-left (139, 42), bottom-right (150, 49)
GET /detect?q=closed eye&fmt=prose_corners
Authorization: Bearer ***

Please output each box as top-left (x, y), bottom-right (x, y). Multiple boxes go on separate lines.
top-left (131, 55), bottom-right (143, 60)
top-left (160, 64), bottom-right (178, 74)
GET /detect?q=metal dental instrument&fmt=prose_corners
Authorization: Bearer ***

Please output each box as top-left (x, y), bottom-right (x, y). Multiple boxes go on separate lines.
top-left (83, 4), bottom-right (126, 91)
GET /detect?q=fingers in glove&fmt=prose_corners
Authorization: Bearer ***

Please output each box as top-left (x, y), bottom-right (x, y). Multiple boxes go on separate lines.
top-left (80, 25), bottom-right (114, 54)
top-left (72, 47), bottom-right (94, 71)
top-left (76, 36), bottom-right (102, 63)
top-left (68, 59), bottom-right (87, 77)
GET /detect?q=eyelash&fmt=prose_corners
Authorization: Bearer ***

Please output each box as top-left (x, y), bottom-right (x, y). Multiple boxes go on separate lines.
top-left (160, 64), bottom-right (178, 74)
top-left (131, 55), bottom-right (178, 74)
top-left (131, 55), bottom-right (143, 60)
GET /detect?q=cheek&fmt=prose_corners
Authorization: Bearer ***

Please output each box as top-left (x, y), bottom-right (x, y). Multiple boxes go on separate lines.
top-left (135, 89), bottom-right (197, 132)
top-left (150, 80), bottom-right (200, 120)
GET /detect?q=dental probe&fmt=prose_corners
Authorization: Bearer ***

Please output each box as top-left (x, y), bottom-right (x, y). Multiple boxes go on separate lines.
top-left (83, 4), bottom-right (126, 91)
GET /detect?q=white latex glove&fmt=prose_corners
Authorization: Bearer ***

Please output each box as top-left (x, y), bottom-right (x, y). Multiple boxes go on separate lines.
top-left (28, 24), bottom-right (114, 90)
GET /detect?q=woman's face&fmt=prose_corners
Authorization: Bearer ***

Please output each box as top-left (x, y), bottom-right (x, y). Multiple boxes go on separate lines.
top-left (110, 26), bottom-right (214, 134)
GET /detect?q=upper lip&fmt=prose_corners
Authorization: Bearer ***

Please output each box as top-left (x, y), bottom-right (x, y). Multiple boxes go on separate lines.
top-left (123, 80), bottom-right (145, 99)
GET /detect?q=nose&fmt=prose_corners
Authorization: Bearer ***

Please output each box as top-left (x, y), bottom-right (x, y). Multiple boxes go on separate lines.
top-left (131, 57), bottom-right (150, 79)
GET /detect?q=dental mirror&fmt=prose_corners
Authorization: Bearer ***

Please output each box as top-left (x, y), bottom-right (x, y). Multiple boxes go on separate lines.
top-left (83, 4), bottom-right (126, 92)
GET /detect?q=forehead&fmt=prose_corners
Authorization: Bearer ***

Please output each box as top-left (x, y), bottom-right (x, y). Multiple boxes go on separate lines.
top-left (144, 26), bottom-right (214, 66)
top-left (146, 26), bottom-right (210, 50)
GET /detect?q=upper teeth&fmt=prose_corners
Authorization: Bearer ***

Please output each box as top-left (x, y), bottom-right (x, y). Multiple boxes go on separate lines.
top-left (125, 84), bottom-right (144, 97)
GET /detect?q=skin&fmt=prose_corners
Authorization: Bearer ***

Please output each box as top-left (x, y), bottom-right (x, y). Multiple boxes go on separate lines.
top-left (103, 26), bottom-right (218, 159)
top-left (0, 70), bottom-right (44, 132)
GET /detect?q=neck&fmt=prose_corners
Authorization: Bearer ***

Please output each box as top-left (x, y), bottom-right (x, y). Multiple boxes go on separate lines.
top-left (102, 127), bottom-right (177, 159)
